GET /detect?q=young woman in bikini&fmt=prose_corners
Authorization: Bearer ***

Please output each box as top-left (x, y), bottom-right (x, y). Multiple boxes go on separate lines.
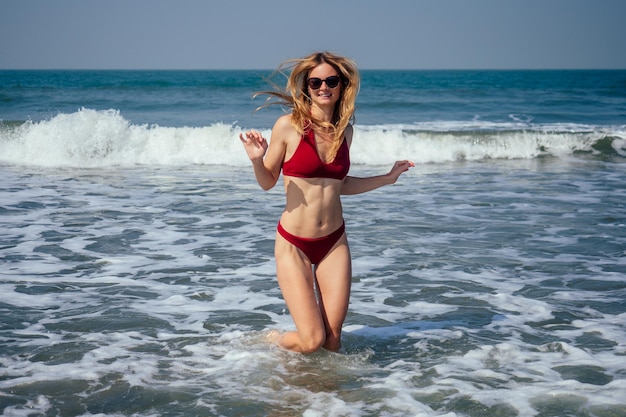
top-left (239, 51), bottom-right (413, 354)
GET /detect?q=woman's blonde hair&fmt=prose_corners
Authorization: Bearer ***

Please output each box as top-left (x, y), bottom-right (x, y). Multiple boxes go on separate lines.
top-left (255, 51), bottom-right (360, 157)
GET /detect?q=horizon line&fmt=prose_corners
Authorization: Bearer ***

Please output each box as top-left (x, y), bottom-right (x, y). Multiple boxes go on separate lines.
top-left (1, 67), bottom-right (625, 71)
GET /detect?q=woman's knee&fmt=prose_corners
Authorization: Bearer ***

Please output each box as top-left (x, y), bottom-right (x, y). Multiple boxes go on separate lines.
top-left (323, 332), bottom-right (342, 352)
top-left (301, 329), bottom-right (342, 354)
top-left (299, 330), bottom-right (326, 354)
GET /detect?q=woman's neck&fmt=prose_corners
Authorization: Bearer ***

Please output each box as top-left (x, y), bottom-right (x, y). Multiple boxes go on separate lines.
top-left (311, 103), bottom-right (335, 124)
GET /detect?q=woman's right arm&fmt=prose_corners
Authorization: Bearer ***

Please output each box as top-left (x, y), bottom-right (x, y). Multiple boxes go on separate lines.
top-left (239, 115), bottom-right (290, 191)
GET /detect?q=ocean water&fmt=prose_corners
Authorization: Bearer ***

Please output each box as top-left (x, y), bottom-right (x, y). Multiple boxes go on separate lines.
top-left (1, 70), bottom-right (625, 417)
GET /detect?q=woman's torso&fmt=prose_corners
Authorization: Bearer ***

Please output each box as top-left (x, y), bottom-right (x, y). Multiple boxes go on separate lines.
top-left (279, 126), bottom-right (351, 238)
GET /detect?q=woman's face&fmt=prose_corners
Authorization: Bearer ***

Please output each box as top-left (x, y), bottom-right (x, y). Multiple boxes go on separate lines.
top-left (307, 63), bottom-right (342, 108)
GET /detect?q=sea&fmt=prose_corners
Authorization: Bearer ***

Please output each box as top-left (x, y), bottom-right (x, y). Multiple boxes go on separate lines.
top-left (0, 69), bottom-right (625, 417)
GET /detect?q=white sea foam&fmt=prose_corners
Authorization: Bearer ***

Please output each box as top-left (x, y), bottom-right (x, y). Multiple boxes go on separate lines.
top-left (1, 146), bottom-right (625, 416)
top-left (0, 108), bottom-right (622, 168)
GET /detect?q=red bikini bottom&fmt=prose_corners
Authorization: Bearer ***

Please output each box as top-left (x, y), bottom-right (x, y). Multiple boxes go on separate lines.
top-left (277, 221), bottom-right (346, 265)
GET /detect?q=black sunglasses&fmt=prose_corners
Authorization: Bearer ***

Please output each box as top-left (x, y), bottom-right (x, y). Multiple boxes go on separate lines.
top-left (307, 76), bottom-right (342, 90)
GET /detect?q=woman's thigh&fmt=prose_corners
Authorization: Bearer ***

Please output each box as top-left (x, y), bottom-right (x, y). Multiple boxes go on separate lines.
top-left (274, 233), bottom-right (325, 337)
top-left (314, 235), bottom-right (352, 332)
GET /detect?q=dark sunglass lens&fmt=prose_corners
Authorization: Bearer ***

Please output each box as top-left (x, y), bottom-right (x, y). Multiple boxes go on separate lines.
top-left (308, 78), bottom-right (323, 89)
top-left (326, 76), bottom-right (341, 88)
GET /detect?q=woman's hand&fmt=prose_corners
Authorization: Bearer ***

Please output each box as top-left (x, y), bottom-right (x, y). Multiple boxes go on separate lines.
top-left (239, 130), bottom-right (268, 162)
top-left (387, 160), bottom-right (415, 184)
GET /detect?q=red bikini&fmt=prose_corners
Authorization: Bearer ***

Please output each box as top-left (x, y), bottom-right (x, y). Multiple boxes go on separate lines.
top-left (282, 129), bottom-right (350, 180)
top-left (277, 221), bottom-right (346, 265)
top-left (278, 129), bottom-right (350, 264)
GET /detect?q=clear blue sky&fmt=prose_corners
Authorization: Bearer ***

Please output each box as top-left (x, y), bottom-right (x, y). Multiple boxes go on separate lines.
top-left (2, 0), bottom-right (625, 70)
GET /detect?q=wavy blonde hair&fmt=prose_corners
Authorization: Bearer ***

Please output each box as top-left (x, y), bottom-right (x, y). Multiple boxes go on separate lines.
top-left (255, 51), bottom-right (360, 157)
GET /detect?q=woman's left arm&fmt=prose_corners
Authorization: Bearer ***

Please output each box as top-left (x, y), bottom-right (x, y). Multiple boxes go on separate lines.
top-left (341, 160), bottom-right (414, 195)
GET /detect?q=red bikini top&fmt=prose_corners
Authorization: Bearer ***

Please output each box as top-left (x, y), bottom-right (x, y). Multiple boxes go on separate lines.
top-left (282, 129), bottom-right (350, 180)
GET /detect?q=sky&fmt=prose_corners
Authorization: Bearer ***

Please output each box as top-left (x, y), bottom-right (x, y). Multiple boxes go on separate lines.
top-left (1, 0), bottom-right (625, 70)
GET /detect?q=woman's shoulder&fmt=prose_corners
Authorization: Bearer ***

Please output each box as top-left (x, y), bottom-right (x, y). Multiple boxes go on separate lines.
top-left (269, 114), bottom-right (301, 149)
top-left (272, 114), bottom-right (301, 140)
top-left (273, 114), bottom-right (295, 131)
top-left (344, 123), bottom-right (354, 135)
top-left (344, 123), bottom-right (354, 146)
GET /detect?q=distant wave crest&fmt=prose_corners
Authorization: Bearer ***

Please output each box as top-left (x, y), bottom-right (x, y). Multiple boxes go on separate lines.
top-left (1, 108), bottom-right (623, 168)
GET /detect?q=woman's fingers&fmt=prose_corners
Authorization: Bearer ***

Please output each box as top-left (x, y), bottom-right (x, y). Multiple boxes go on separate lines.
top-left (240, 130), bottom-right (266, 147)
top-left (395, 160), bottom-right (415, 172)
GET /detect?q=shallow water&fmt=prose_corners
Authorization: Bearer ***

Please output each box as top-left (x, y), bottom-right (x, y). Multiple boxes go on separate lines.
top-left (2, 68), bottom-right (625, 416)
top-left (1, 155), bottom-right (625, 416)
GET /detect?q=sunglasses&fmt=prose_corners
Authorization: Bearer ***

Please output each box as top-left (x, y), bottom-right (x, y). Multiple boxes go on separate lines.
top-left (307, 75), bottom-right (342, 90)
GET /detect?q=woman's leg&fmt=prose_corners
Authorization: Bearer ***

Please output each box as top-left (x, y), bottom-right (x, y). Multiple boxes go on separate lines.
top-left (313, 234), bottom-right (352, 352)
top-left (274, 232), bottom-right (327, 353)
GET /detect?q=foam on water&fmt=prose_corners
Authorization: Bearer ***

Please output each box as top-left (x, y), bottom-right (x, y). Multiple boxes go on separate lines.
top-left (1, 149), bottom-right (625, 415)
top-left (0, 108), bottom-right (623, 168)
top-left (2, 69), bottom-right (624, 415)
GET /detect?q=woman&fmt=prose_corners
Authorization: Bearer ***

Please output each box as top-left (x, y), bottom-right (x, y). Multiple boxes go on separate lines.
top-left (239, 51), bottom-right (413, 354)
